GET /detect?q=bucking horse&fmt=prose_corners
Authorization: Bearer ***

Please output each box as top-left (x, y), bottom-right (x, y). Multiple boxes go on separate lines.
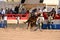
top-left (24, 14), bottom-right (40, 30)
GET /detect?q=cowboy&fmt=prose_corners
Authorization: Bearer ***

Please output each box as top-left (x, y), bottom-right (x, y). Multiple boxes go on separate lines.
top-left (35, 14), bottom-right (44, 31)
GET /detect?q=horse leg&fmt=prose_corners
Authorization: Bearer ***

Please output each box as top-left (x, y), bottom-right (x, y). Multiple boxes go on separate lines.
top-left (24, 19), bottom-right (30, 24)
top-left (26, 22), bottom-right (30, 29)
top-left (34, 23), bottom-right (39, 31)
top-left (30, 23), bottom-right (33, 30)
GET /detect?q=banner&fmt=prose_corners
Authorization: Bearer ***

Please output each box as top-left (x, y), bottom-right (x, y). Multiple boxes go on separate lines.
top-left (43, 0), bottom-right (59, 5)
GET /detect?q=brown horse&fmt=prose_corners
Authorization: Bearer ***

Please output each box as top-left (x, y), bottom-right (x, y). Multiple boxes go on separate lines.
top-left (24, 14), bottom-right (40, 30)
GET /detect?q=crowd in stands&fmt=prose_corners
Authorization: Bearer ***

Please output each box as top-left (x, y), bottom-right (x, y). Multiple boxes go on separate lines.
top-left (0, 4), bottom-right (27, 15)
top-left (0, 4), bottom-right (60, 17)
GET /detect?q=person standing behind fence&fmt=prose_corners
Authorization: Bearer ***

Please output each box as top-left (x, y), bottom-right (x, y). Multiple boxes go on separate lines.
top-left (21, 8), bottom-right (27, 14)
top-left (47, 14), bottom-right (54, 29)
top-left (16, 16), bottom-right (20, 27)
top-left (2, 15), bottom-right (7, 28)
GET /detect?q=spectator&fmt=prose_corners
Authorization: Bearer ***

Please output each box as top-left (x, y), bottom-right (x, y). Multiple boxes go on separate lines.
top-left (51, 8), bottom-right (56, 14)
top-left (2, 15), bottom-right (7, 28)
top-left (5, 8), bottom-right (8, 14)
top-left (57, 8), bottom-right (60, 15)
top-left (1, 8), bottom-right (6, 15)
top-left (43, 7), bottom-right (47, 12)
top-left (11, 7), bottom-right (15, 14)
top-left (16, 16), bottom-right (20, 26)
top-left (7, 8), bottom-right (10, 14)
top-left (21, 8), bottom-right (26, 14)
top-left (47, 14), bottom-right (54, 29)
top-left (14, 4), bottom-right (20, 14)
top-left (9, 8), bottom-right (15, 14)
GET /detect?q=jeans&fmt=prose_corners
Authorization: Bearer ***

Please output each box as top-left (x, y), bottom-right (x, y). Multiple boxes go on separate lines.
top-left (4, 20), bottom-right (7, 28)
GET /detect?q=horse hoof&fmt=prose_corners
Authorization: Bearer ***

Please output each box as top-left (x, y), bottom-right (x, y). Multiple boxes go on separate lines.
top-left (34, 29), bottom-right (37, 31)
top-left (26, 28), bottom-right (28, 29)
top-left (24, 22), bottom-right (26, 24)
top-left (40, 30), bottom-right (42, 32)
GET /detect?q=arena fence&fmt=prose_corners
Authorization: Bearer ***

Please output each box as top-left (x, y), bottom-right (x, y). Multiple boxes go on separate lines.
top-left (0, 12), bottom-right (60, 29)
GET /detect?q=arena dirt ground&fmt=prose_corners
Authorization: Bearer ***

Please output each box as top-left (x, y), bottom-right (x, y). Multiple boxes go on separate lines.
top-left (0, 24), bottom-right (60, 40)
